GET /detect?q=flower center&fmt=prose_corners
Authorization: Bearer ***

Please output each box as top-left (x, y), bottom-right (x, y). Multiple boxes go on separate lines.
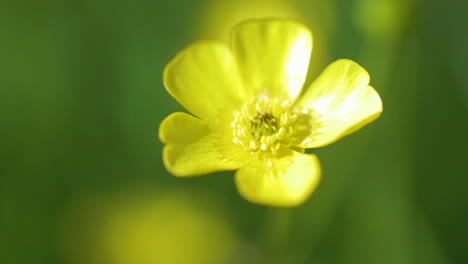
top-left (231, 97), bottom-right (300, 156)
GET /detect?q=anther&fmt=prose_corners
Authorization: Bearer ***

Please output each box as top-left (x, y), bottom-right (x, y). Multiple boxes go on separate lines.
top-left (231, 96), bottom-right (300, 156)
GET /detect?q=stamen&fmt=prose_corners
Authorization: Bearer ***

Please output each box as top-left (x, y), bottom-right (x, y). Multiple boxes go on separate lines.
top-left (231, 96), bottom-right (303, 156)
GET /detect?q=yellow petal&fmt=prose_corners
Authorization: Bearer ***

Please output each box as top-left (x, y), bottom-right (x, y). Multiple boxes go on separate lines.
top-left (295, 59), bottom-right (383, 148)
top-left (234, 151), bottom-right (321, 207)
top-left (230, 19), bottom-right (312, 101)
top-left (164, 41), bottom-right (246, 121)
top-left (159, 112), bottom-right (243, 177)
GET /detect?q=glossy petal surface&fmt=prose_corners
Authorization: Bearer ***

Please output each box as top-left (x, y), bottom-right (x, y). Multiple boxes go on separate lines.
top-left (164, 41), bottom-right (246, 121)
top-left (235, 151), bottom-right (321, 207)
top-left (230, 19), bottom-right (312, 101)
top-left (159, 112), bottom-right (243, 176)
top-left (295, 59), bottom-right (383, 148)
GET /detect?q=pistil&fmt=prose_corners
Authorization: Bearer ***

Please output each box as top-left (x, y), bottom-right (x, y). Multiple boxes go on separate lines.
top-left (231, 97), bottom-right (300, 156)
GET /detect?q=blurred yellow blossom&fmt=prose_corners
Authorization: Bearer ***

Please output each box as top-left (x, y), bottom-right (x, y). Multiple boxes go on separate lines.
top-left (195, 0), bottom-right (335, 78)
top-left (61, 189), bottom-right (236, 264)
top-left (353, 0), bottom-right (409, 39)
top-left (159, 19), bottom-right (383, 207)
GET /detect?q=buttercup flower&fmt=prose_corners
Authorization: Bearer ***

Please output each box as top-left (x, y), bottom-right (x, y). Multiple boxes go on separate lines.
top-left (159, 19), bottom-right (382, 207)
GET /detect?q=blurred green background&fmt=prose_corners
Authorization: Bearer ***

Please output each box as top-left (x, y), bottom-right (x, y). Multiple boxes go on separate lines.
top-left (1, 0), bottom-right (467, 263)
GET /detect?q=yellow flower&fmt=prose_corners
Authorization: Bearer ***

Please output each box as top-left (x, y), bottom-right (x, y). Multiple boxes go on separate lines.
top-left (159, 19), bottom-right (383, 207)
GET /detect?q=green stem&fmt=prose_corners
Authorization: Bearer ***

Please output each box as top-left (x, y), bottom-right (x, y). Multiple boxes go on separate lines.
top-left (261, 208), bottom-right (291, 264)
